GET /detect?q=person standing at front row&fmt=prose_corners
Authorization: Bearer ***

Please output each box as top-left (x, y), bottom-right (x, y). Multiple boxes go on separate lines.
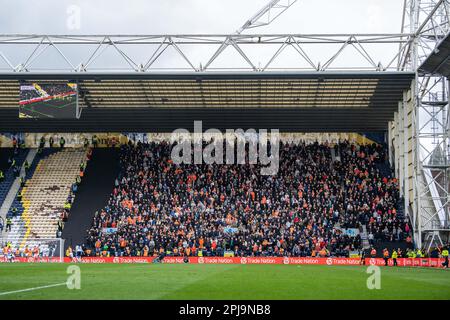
top-left (383, 248), bottom-right (389, 266)
top-left (442, 247), bottom-right (449, 269)
top-left (391, 249), bottom-right (398, 266)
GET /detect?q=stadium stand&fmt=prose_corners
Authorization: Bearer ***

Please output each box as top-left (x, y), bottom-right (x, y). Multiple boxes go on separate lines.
top-left (3, 148), bottom-right (87, 249)
top-left (83, 140), bottom-right (412, 258)
top-left (5, 149), bottom-right (59, 245)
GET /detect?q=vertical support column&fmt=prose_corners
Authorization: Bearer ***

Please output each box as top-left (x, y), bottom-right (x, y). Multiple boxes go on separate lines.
top-left (396, 86), bottom-right (421, 246)
top-left (412, 77), bottom-right (423, 249)
top-left (60, 238), bottom-right (65, 263)
top-left (410, 0), bottom-right (422, 249)
top-left (393, 110), bottom-right (401, 184)
top-left (388, 120), bottom-right (394, 171)
top-left (445, 78), bottom-right (449, 231)
top-left (404, 90), bottom-right (411, 210)
top-left (398, 99), bottom-right (406, 200)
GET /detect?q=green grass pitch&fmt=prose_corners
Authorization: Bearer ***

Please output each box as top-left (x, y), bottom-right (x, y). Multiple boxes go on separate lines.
top-left (0, 264), bottom-right (449, 300)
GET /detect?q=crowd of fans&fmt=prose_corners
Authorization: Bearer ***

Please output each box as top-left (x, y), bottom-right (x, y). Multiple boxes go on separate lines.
top-left (19, 83), bottom-right (75, 102)
top-left (19, 89), bottom-right (41, 101)
top-left (39, 83), bottom-right (76, 96)
top-left (83, 139), bottom-right (412, 258)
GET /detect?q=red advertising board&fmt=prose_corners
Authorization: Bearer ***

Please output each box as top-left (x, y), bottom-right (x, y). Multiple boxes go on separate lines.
top-left (0, 256), bottom-right (445, 267)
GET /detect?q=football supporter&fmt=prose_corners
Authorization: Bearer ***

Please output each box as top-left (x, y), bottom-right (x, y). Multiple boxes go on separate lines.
top-left (383, 248), bottom-right (389, 266)
top-left (370, 247), bottom-right (377, 258)
top-left (84, 140), bottom-right (411, 258)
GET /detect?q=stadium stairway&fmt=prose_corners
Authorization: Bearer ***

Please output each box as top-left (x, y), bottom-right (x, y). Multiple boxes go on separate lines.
top-left (376, 161), bottom-right (392, 179)
top-left (330, 147), bottom-right (337, 163)
top-left (360, 225), bottom-right (370, 249)
top-left (395, 198), bottom-right (406, 220)
top-left (62, 148), bottom-right (120, 249)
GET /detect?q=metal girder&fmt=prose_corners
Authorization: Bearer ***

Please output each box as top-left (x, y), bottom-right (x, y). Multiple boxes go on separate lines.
top-left (202, 0), bottom-right (298, 70)
top-left (236, 0), bottom-right (298, 34)
top-left (399, 0), bottom-right (450, 249)
top-left (0, 34), bottom-right (414, 73)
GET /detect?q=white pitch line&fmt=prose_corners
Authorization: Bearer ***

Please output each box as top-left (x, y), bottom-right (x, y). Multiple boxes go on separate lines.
top-left (0, 282), bottom-right (67, 296)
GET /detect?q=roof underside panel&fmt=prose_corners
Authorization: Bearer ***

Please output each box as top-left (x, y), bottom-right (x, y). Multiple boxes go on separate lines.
top-left (0, 72), bottom-right (413, 132)
top-left (0, 107), bottom-right (399, 132)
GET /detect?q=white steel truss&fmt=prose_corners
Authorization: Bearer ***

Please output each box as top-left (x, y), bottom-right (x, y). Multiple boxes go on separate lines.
top-left (0, 0), bottom-right (414, 74)
top-left (399, 0), bottom-right (450, 249)
top-left (0, 34), bottom-right (415, 73)
top-left (236, 0), bottom-right (298, 34)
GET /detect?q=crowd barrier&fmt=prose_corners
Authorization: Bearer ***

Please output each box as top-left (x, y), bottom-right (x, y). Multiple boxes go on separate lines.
top-left (0, 256), bottom-right (446, 267)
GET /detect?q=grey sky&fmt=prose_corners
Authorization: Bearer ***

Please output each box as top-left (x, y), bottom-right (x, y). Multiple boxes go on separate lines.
top-left (1, 0), bottom-right (404, 34)
top-left (0, 1), bottom-right (405, 71)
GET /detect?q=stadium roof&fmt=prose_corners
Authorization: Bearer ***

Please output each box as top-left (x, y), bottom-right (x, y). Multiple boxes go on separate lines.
top-left (0, 71), bottom-right (414, 132)
top-left (418, 31), bottom-right (450, 78)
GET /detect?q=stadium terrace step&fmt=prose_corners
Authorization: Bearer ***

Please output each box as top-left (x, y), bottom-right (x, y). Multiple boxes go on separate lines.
top-left (62, 148), bottom-right (120, 249)
top-left (396, 199), bottom-right (406, 220)
top-left (4, 148), bottom-right (61, 245)
top-left (331, 146), bottom-right (340, 163)
top-left (361, 225), bottom-right (370, 249)
top-left (2, 148), bottom-right (86, 248)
